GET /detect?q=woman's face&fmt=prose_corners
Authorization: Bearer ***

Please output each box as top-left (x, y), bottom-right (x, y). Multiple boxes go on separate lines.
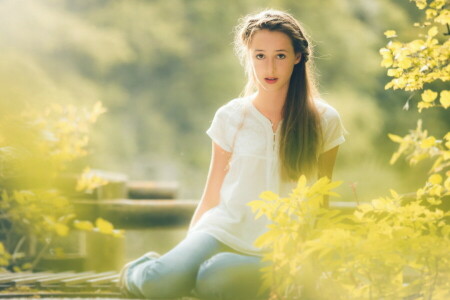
top-left (248, 29), bottom-right (301, 93)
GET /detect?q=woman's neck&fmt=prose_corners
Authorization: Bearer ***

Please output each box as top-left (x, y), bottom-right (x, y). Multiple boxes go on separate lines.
top-left (252, 88), bottom-right (287, 119)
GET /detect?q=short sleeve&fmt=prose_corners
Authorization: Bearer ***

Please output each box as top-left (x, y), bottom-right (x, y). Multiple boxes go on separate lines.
top-left (206, 105), bottom-right (232, 152)
top-left (320, 102), bottom-right (346, 153)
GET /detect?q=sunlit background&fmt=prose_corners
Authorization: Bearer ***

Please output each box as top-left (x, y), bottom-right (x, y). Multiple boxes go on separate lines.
top-left (0, 0), bottom-right (448, 274)
top-left (1, 0), bottom-right (448, 199)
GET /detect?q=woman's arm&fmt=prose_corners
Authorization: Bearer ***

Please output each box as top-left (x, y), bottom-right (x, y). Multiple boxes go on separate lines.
top-left (318, 145), bottom-right (340, 208)
top-left (189, 142), bottom-right (231, 229)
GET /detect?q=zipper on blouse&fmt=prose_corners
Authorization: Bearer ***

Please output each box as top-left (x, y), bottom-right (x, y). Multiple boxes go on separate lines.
top-left (273, 132), bottom-right (276, 152)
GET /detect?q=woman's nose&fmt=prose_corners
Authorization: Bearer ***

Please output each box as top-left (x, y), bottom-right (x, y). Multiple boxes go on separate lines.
top-left (268, 59), bottom-right (276, 74)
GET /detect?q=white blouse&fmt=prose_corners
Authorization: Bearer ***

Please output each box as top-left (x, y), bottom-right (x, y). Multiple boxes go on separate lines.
top-left (188, 96), bottom-right (346, 256)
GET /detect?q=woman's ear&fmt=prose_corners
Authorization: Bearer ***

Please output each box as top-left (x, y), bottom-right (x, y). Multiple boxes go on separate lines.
top-left (294, 53), bottom-right (302, 64)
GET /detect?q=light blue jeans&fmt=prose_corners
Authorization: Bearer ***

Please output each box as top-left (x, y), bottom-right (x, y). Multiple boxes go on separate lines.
top-left (125, 231), bottom-right (270, 299)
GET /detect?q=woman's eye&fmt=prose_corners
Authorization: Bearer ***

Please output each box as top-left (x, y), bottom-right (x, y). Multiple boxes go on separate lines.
top-left (255, 54), bottom-right (265, 59)
top-left (277, 54), bottom-right (286, 59)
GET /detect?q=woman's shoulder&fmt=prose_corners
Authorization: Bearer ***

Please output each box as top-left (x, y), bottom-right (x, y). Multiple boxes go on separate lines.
top-left (214, 96), bottom-right (249, 117)
top-left (221, 96), bottom-right (248, 110)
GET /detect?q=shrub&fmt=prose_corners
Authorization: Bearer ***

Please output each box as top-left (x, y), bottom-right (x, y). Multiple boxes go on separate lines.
top-left (249, 1), bottom-right (449, 299)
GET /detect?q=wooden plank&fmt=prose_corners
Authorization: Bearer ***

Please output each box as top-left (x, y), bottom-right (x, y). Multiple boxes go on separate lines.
top-left (14, 272), bottom-right (73, 285)
top-left (86, 274), bottom-right (119, 286)
top-left (0, 272), bottom-right (47, 283)
top-left (0, 272), bottom-right (32, 279)
top-left (37, 271), bottom-right (94, 285)
top-left (61, 271), bottom-right (116, 286)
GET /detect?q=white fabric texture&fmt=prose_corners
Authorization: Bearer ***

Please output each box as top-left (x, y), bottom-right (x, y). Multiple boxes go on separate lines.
top-left (189, 96), bottom-right (346, 256)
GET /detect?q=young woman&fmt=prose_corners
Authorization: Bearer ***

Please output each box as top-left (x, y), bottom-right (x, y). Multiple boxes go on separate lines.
top-left (120, 9), bottom-right (346, 300)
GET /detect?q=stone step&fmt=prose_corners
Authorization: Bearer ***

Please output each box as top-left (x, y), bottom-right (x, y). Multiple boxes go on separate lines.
top-left (127, 181), bottom-right (179, 200)
top-left (74, 199), bottom-right (198, 229)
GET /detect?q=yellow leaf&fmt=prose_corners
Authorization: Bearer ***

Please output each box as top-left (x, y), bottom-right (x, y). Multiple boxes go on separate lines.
top-left (381, 57), bottom-right (393, 68)
top-left (429, 174), bottom-right (443, 185)
top-left (388, 134), bottom-right (403, 143)
top-left (387, 68), bottom-right (402, 77)
top-left (443, 151), bottom-right (450, 160)
top-left (372, 198), bottom-right (386, 210)
top-left (421, 136), bottom-right (436, 148)
top-left (431, 156), bottom-right (444, 173)
top-left (73, 220), bottom-right (94, 231)
top-left (387, 41), bottom-right (402, 50)
top-left (417, 188), bottom-right (425, 198)
top-left (357, 203), bottom-right (374, 213)
top-left (429, 185), bottom-right (442, 196)
top-left (379, 47), bottom-right (390, 57)
top-left (410, 153), bottom-right (429, 164)
top-left (297, 175), bottom-right (307, 188)
top-left (409, 39), bottom-right (425, 52)
top-left (54, 223), bottom-right (69, 236)
top-left (425, 9), bottom-right (438, 19)
top-left (254, 230), bottom-right (279, 248)
top-left (326, 180), bottom-right (343, 191)
top-left (384, 30), bottom-right (397, 38)
top-left (255, 210), bottom-right (265, 220)
top-left (390, 189), bottom-right (400, 199)
top-left (440, 90), bottom-right (450, 108)
top-left (435, 9), bottom-right (450, 25)
top-left (444, 177), bottom-right (450, 190)
top-left (398, 57), bottom-right (412, 69)
top-left (427, 26), bottom-right (438, 37)
top-left (259, 191), bottom-right (279, 201)
top-left (430, 0), bottom-right (445, 9)
top-left (418, 101), bottom-right (434, 112)
top-left (415, 0), bottom-right (427, 9)
top-left (96, 218), bottom-right (114, 234)
top-left (427, 197), bottom-right (442, 205)
top-left (421, 89), bottom-right (438, 103)
top-left (390, 152), bottom-right (401, 165)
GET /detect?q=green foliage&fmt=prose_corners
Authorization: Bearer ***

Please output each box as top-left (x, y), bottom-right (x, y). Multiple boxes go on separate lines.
top-left (382, 0), bottom-right (449, 196)
top-left (380, 0), bottom-right (449, 96)
top-left (248, 177), bottom-right (450, 300)
top-left (0, 102), bottom-right (123, 271)
top-left (250, 1), bottom-right (450, 299)
top-left (0, 0), bottom-right (440, 201)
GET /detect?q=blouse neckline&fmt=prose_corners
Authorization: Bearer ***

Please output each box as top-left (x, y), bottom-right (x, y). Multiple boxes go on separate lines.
top-left (247, 97), bottom-right (283, 134)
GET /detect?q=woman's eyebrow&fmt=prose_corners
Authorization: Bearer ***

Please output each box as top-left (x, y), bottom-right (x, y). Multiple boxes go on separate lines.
top-left (254, 49), bottom-right (288, 52)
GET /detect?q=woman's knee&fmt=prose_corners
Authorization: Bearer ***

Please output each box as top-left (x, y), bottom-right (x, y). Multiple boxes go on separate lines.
top-left (136, 259), bottom-right (194, 298)
top-left (195, 252), bottom-right (268, 300)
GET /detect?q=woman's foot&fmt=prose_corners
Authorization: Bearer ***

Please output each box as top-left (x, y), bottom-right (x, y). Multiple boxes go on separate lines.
top-left (119, 251), bottom-right (161, 298)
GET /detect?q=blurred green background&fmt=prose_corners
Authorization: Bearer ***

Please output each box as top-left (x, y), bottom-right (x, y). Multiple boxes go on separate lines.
top-left (1, 0), bottom-right (448, 202)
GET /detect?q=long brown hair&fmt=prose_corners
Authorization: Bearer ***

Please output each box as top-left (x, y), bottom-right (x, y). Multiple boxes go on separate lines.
top-left (234, 9), bottom-right (323, 181)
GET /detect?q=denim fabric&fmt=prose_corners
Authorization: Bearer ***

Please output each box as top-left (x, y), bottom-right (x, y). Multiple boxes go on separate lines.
top-left (125, 231), bottom-right (269, 299)
top-left (195, 252), bottom-right (270, 300)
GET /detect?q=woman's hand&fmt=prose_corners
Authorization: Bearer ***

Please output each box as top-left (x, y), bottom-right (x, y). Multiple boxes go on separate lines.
top-left (189, 142), bottom-right (231, 229)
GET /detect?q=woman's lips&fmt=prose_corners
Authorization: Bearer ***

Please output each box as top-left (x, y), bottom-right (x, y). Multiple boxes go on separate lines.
top-left (264, 77), bottom-right (278, 84)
